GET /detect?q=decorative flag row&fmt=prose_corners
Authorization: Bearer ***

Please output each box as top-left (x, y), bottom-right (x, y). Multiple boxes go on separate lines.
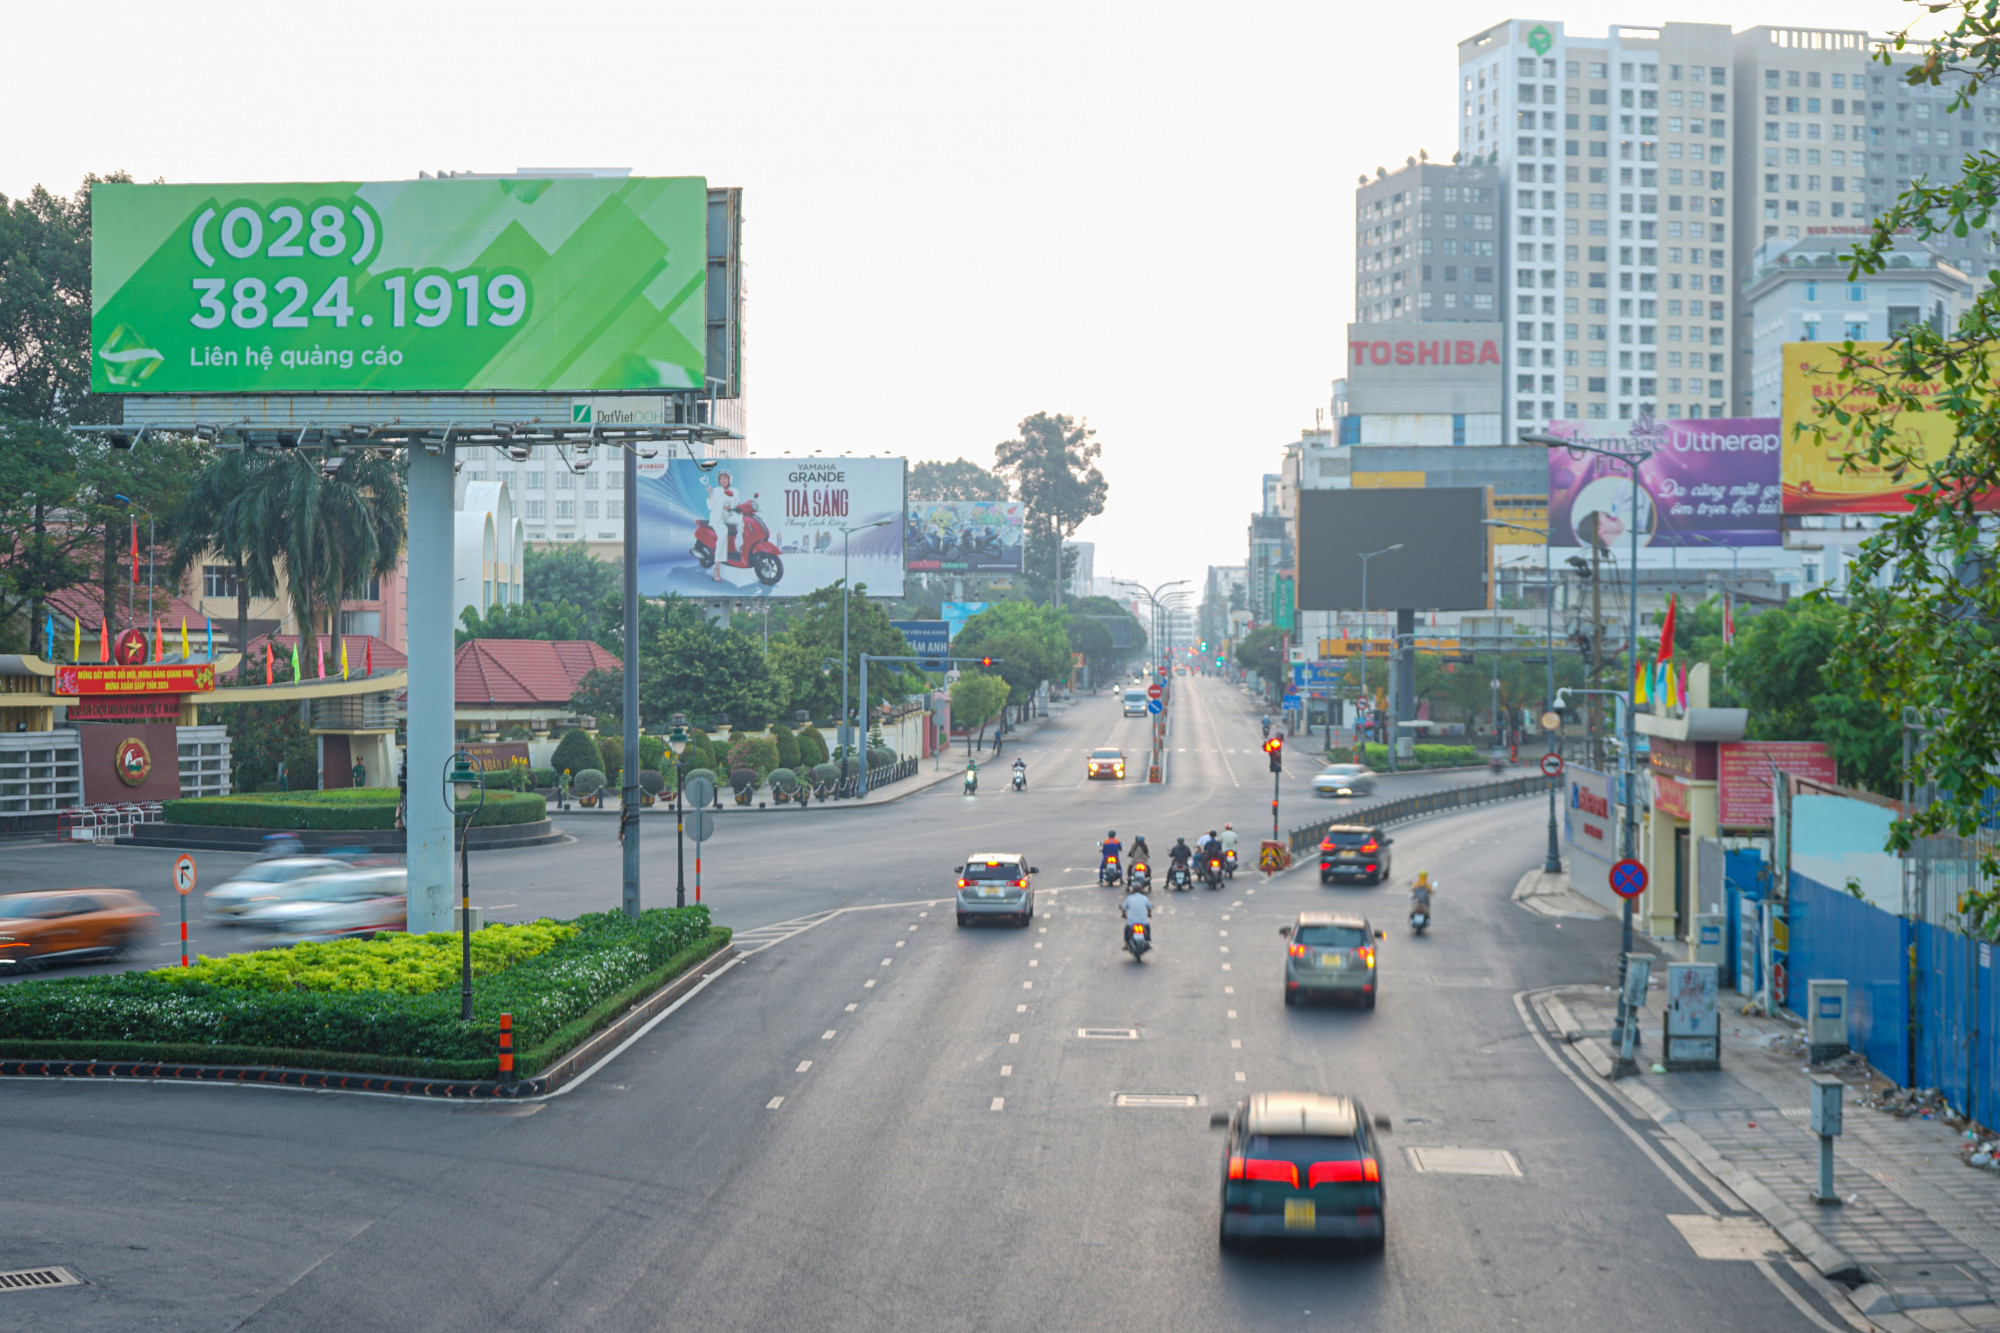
top-left (45, 615), bottom-right (217, 664)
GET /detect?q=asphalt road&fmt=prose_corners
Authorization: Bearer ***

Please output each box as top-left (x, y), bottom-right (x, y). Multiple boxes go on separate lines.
top-left (2, 677), bottom-right (1859, 1330)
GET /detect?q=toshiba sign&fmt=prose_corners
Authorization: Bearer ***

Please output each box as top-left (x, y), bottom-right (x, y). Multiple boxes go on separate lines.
top-left (1343, 322), bottom-right (1503, 416)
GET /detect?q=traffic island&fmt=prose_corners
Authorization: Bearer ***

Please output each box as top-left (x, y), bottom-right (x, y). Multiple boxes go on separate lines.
top-left (0, 907), bottom-right (731, 1098)
top-left (119, 788), bottom-right (564, 851)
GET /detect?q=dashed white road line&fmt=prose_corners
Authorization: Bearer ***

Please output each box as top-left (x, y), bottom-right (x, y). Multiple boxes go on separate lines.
top-left (821, 1030), bottom-right (837, 1040)
top-left (767, 1097), bottom-right (784, 1109)
top-left (864, 979), bottom-right (877, 988)
top-left (1000, 1066), bottom-right (1012, 1076)
top-left (1234, 1072), bottom-right (1246, 1082)
top-left (845, 1003), bottom-right (857, 1011)
top-left (796, 1061), bottom-right (812, 1073)
top-left (990, 1097), bottom-right (1005, 1111)
top-left (1008, 1033), bottom-right (1019, 1043)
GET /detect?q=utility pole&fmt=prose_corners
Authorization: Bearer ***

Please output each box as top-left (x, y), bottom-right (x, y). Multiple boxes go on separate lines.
top-left (1590, 541), bottom-right (1604, 771)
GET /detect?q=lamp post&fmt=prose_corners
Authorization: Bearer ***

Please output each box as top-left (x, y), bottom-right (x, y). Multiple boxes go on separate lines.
top-left (1527, 430), bottom-right (1652, 1053)
top-left (1486, 519), bottom-right (1562, 874)
top-left (667, 715), bottom-right (690, 910)
top-left (446, 750), bottom-right (485, 1021)
top-left (839, 518), bottom-right (893, 781)
top-left (1354, 544), bottom-right (1403, 767)
top-left (113, 495), bottom-right (154, 636)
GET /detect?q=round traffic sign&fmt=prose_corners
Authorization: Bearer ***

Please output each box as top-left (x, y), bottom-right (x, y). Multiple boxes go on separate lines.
top-left (1540, 752), bottom-right (1565, 778)
top-left (1609, 857), bottom-right (1648, 899)
top-left (1146, 699), bottom-right (1163, 715)
top-left (683, 774), bottom-right (717, 809)
top-left (1540, 710), bottom-right (1561, 732)
top-left (1146, 683), bottom-right (1163, 701)
top-left (173, 854), bottom-right (196, 896)
top-left (689, 808), bottom-right (716, 844)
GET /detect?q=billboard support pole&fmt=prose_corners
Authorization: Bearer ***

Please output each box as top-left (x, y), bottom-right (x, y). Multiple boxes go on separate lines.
top-left (405, 448), bottom-right (456, 935)
top-left (621, 441), bottom-right (641, 920)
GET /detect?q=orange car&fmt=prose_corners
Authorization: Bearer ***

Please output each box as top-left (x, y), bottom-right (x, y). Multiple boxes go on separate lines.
top-left (0, 889), bottom-right (158, 971)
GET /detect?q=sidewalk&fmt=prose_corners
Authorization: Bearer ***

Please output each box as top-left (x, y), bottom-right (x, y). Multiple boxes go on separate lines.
top-left (1535, 959), bottom-right (2000, 1327)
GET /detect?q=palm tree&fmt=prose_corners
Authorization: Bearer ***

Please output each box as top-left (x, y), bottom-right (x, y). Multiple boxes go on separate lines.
top-left (168, 452), bottom-right (268, 669)
top-left (171, 450), bottom-right (405, 671)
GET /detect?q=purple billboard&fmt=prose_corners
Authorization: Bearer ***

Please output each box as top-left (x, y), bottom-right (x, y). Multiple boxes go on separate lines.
top-left (1546, 415), bottom-right (1782, 550)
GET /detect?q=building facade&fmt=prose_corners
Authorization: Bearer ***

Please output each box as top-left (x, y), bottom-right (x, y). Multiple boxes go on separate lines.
top-left (1356, 158), bottom-right (1505, 324)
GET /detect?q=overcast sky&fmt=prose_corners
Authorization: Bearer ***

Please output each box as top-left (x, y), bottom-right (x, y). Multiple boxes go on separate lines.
top-left (9, 0), bottom-right (1918, 594)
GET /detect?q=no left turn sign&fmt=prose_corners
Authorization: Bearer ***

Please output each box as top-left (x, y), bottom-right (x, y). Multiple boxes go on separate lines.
top-left (173, 854), bottom-right (197, 896)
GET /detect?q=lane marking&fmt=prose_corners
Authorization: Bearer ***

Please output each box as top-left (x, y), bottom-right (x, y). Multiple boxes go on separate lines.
top-left (796, 1061), bottom-right (812, 1073)
top-left (1001, 1066), bottom-right (1012, 1077)
top-left (906, 925), bottom-right (918, 931)
top-left (1231, 1039), bottom-right (1242, 1049)
top-left (845, 1003), bottom-right (857, 1011)
top-left (821, 1030), bottom-right (837, 1040)
top-left (1220, 948), bottom-right (1230, 954)
top-left (991, 1097), bottom-right (1005, 1111)
top-left (1029, 959), bottom-right (1039, 967)
top-left (864, 979), bottom-right (877, 988)
top-left (766, 1097), bottom-right (784, 1109)
top-left (1227, 1009), bottom-right (1237, 1018)
top-left (881, 959), bottom-right (892, 966)
top-left (895, 941), bottom-right (905, 948)
top-left (1234, 1072), bottom-right (1246, 1082)
top-left (1017, 1003), bottom-right (1027, 1012)
top-left (1009, 1033), bottom-right (1019, 1043)
top-left (1221, 963), bottom-right (1231, 971)
top-left (1224, 986), bottom-right (1235, 994)
top-left (1023, 981), bottom-right (1033, 989)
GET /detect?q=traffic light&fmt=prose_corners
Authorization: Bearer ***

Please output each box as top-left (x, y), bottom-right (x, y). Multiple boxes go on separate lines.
top-left (1264, 735), bottom-right (1283, 773)
top-left (978, 657), bottom-right (993, 667)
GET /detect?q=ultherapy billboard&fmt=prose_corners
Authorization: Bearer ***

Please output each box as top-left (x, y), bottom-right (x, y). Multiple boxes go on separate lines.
top-left (636, 457), bottom-right (906, 599)
top-left (90, 177), bottom-right (707, 394)
top-left (1780, 340), bottom-right (2000, 514)
top-left (1546, 418), bottom-right (1782, 549)
top-left (1295, 488), bottom-right (1487, 611)
top-left (905, 500), bottom-right (1024, 572)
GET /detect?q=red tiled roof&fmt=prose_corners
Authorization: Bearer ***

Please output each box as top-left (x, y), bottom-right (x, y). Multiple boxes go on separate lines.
top-left (45, 586), bottom-right (207, 632)
top-left (244, 633), bottom-right (408, 676)
top-left (454, 639), bottom-right (617, 708)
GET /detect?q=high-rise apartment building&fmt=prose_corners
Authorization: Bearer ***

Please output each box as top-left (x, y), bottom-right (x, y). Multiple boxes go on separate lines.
top-left (1862, 51), bottom-right (1988, 277)
top-left (1355, 158), bottom-right (1505, 323)
top-left (1458, 19), bottom-right (1738, 431)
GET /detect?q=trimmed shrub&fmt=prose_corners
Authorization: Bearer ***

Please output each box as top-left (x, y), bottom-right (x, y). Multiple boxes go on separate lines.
top-left (162, 789), bottom-right (545, 830)
top-left (811, 761), bottom-right (841, 785)
top-left (867, 745), bottom-right (896, 769)
top-left (638, 735), bottom-right (666, 774)
top-left (769, 723), bottom-right (800, 771)
top-left (531, 767), bottom-right (558, 789)
top-left (797, 726), bottom-right (830, 767)
top-left (682, 767), bottom-right (718, 794)
top-left (572, 768), bottom-right (606, 797)
top-left (729, 767), bottom-right (761, 793)
top-left (639, 769), bottom-right (665, 796)
top-left (727, 734), bottom-right (779, 778)
top-left (767, 767), bottom-right (798, 793)
top-left (598, 736), bottom-right (624, 790)
top-left (550, 729), bottom-right (602, 779)
top-left (164, 921), bottom-right (576, 994)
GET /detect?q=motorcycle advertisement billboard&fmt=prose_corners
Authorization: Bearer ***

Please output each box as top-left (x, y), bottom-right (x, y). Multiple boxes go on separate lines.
top-left (905, 500), bottom-right (1024, 573)
top-left (90, 176), bottom-right (708, 394)
top-left (635, 457), bottom-right (906, 599)
top-left (1546, 415), bottom-right (1783, 550)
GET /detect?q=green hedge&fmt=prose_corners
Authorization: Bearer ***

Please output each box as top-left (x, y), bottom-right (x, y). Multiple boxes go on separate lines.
top-left (1350, 742), bottom-right (1481, 769)
top-left (0, 908), bottom-right (725, 1080)
top-left (162, 788), bottom-right (546, 830)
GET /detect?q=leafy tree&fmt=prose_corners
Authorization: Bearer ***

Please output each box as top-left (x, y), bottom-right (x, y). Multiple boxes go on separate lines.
top-left (765, 581), bottom-right (920, 722)
top-left (995, 413), bottom-right (1107, 606)
top-left (952, 600), bottom-right (1070, 703)
top-left (525, 543), bottom-right (618, 610)
top-left (910, 458), bottom-right (1008, 502)
top-left (1718, 600), bottom-right (1900, 795)
top-left (550, 729), bottom-right (603, 779)
top-left (1065, 594), bottom-right (1146, 681)
top-left (1237, 626), bottom-right (1284, 695)
top-left (456, 599), bottom-right (595, 645)
top-left (576, 592), bottom-right (779, 731)
top-left (949, 671), bottom-right (1010, 752)
top-left (1804, 1), bottom-right (2000, 883)
top-left (0, 174), bottom-right (130, 427)
top-left (0, 419), bottom-right (97, 654)
top-left (209, 700), bottom-right (318, 792)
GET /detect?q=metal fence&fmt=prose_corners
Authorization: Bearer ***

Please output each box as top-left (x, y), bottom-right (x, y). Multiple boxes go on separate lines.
top-left (1287, 774), bottom-right (1552, 857)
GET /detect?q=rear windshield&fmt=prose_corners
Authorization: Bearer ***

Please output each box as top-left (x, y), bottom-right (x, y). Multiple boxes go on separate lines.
top-left (1324, 766), bottom-right (1363, 777)
top-left (1246, 1133), bottom-right (1362, 1165)
top-left (1324, 831), bottom-right (1377, 849)
top-left (963, 862), bottom-right (1023, 881)
top-left (1294, 925), bottom-right (1368, 948)
top-left (1123, 691), bottom-right (1145, 702)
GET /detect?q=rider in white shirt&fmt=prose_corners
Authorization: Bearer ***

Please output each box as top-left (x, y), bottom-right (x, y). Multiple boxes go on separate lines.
top-left (1122, 889), bottom-right (1152, 932)
top-left (1218, 824), bottom-right (1239, 854)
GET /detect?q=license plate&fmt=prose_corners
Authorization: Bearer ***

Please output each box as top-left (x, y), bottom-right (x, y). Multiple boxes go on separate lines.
top-left (1319, 951), bottom-right (1341, 966)
top-left (978, 887), bottom-right (1002, 897)
top-left (1284, 1199), bottom-right (1316, 1230)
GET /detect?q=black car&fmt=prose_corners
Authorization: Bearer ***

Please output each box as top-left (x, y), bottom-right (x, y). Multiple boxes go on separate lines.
top-left (1317, 825), bottom-right (1392, 885)
top-left (1217, 1092), bottom-right (1388, 1252)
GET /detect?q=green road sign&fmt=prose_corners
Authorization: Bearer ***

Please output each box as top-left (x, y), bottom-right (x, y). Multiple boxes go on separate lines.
top-left (1274, 575), bottom-right (1295, 632)
top-left (91, 176), bottom-right (707, 394)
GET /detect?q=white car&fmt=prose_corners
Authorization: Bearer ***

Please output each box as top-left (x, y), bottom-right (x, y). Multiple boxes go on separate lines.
top-left (1310, 764), bottom-right (1378, 798)
top-left (237, 868), bottom-right (407, 940)
top-left (204, 858), bottom-right (351, 921)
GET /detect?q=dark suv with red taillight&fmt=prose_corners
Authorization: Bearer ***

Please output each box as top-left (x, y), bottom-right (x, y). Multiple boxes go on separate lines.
top-left (1317, 825), bottom-right (1392, 885)
top-left (1216, 1091), bottom-right (1389, 1252)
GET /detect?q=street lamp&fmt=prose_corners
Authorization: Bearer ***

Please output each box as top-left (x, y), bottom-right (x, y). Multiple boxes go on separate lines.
top-left (445, 749), bottom-right (485, 1021)
top-left (1354, 545), bottom-right (1403, 768)
top-left (1525, 429), bottom-right (1652, 1059)
top-left (1487, 518), bottom-right (1562, 874)
top-left (667, 715), bottom-right (690, 909)
top-left (839, 518), bottom-right (893, 779)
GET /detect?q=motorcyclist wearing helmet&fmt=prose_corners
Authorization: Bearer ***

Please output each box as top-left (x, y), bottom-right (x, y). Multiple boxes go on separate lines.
top-left (1131, 834), bottom-right (1152, 862)
top-left (1217, 824), bottom-right (1238, 855)
top-left (1100, 830), bottom-right (1123, 883)
top-left (1411, 870), bottom-right (1435, 913)
top-left (1168, 835), bottom-right (1193, 867)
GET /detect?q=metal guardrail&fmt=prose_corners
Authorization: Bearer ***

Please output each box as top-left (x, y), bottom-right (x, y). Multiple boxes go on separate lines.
top-left (1288, 774), bottom-right (1551, 857)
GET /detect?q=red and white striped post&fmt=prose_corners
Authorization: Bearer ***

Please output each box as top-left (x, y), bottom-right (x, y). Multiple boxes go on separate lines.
top-left (498, 1012), bottom-right (514, 1080)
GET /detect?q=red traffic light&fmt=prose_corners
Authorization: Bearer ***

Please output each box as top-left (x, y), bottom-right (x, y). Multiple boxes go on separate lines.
top-left (979, 657), bottom-right (993, 667)
top-left (1263, 736), bottom-right (1282, 754)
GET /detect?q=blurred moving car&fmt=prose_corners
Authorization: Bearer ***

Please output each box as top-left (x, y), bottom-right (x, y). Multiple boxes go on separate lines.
top-left (0, 889), bottom-right (157, 970)
top-left (1122, 689), bottom-right (1149, 717)
top-left (204, 857), bottom-right (351, 922)
top-left (1280, 911), bottom-right (1386, 1008)
top-left (1087, 748), bottom-right (1127, 780)
top-left (1317, 825), bottom-right (1392, 885)
top-left (954, 853), bottom-right (1038, 927)
top-left (1310, 764), bottom-right (1377, 798)
top-left (237, 868), bottom-right (407, 940)
top-left (1216, 1092), bottom-right (1389, 1252)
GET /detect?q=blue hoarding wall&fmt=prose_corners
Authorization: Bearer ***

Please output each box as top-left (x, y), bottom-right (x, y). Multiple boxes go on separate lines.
top-left (1786, 872), bottom-right (1912, 1087)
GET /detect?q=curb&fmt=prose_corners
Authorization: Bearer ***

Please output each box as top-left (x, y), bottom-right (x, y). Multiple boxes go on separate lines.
top-left (0, 943), bottom-right (738, 1100)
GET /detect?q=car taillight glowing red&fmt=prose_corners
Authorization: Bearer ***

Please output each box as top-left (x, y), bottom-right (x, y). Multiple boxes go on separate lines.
top-left (1010, 880), bottom-right (1025, 888)
top-left (1288, 944), bottom-right (1309, 958)
top-left (1240, 1159), bottom-right (1299, 1187)
top-left (957, 879), bottom-right (970, 887)
top-left (1228, 1155), bottom-right (1244, 1179)
top-left (1358, 946), bottom-right (1375, 969)
top-left (1360, 840), bottom-right (1379, 854)
top-left (1305, 1158), bottom-right (1381, 1187)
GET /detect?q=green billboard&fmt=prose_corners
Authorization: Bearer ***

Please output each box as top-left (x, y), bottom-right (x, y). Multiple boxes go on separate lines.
top-left (91, 176), bottom-right (707, 395)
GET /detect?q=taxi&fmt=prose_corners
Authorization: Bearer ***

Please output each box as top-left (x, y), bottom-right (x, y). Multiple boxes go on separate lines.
top-left (1086, 748), bottom-right (1127, 780)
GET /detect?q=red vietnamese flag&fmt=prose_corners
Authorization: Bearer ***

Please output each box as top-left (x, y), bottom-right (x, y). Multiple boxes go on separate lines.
top-left (99, 619), bottom-right (109, 663)
top-left (130, 519), bottom-right (138, 584)
top-left (265, 641), bottom-right (273, 685)
top-left (1656, 594), bottom-right (1676, 663)
top-left (364, 639), bottom-right (372, 676)
top-left (1722, 594), bottom-right (1735, 647)
top-left (153, 618), bottom-right (163, 662)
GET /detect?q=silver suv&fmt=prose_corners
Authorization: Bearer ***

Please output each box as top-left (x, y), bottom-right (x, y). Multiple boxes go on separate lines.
top-left (954, 853), bottom-right (1038, 927)
top-left (1280, 911), bottom-right (1386, 1008)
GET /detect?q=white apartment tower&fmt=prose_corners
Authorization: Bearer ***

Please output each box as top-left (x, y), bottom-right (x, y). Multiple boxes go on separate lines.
top-left (1458, 20), bottom-right (1737, 432)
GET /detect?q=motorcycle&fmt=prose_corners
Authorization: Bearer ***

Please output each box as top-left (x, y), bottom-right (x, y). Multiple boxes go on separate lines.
top-left (1410, 905), bottom-right (1430, 934)
top-left (1011, 766), bottom-right (1026, 792)
top-left (691, 496), bottom-right (785, 586)
top-left (1488, 753), bottom-right (1506, 774)
top-left (1223, 849), bottom-right (1238, 879)
top-left (1124, 920), bottom-right (1151, 961)
top-left (1129, 860), bottom-right (1151, 892)
top-left (1099, 856), bottom-right (1123, 888)
top-left (1166, 862), bottom-right (1192, 892)
top-left (964, 769), bottom-right (978, 795)
top-left (1202, 855), bottom-right (1225, 890)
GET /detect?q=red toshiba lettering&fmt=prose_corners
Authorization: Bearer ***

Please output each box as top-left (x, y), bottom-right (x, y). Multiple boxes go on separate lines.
top-left (1417, 342), bottom-right (1440, 364)
top-left (1371, 341), bottom-right (1391, 364)
top-left (1454, 340), bottom-right (1474, 362)
top-left (1478, 340), bottom-right (1500, 363)
top-left (1394, 341), bottom-right (1414, 365)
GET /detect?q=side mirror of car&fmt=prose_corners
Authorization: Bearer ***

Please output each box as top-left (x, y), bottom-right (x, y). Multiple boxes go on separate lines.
top-left (953, 865), bottom-right (964, 875)
top-left (1373, 1114), bottom-right (1393, 1131)
top-left (1030, 867), bottom-right (1041, 875)
top-left (1383, 838), bottom-right (1394, 845)
top-left (1376, 930), bottom-right (1387, 941)
top-left (1278, 925), bottom-right (1293, 938)
top-left (1209, 1112), bottom-right (1231, 1130)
